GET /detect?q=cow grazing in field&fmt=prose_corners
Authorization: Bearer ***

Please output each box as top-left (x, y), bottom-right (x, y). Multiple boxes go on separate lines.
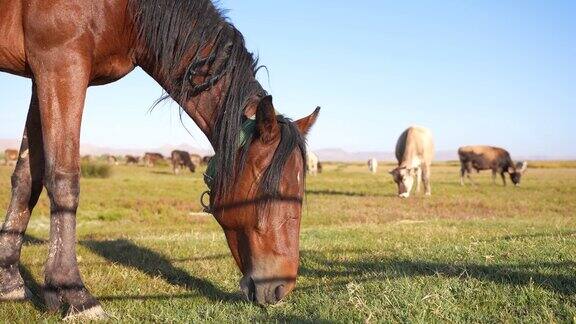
top-left (171, 150), bottom-right (196, 174)
top-left (189, 153), bottom-right (202, 169)
top-left (125, 155), bottom-right (140, 165)
top-left (368, 158), bottom-right (378, 174)
top-left (458, 146), bottom-right (528, 186)
top-left (201, 155), bottom-right (213, 166)
top-left (306, 151), bottom-right (319, 176)
top-left (104, 155), bottom-right (119, 165)
top-left (389, 126), bottom-right (435, 198)
top-left (4, 149), bottom-right (18, 167)
top-left (143, 153), bottom-right (164, 168)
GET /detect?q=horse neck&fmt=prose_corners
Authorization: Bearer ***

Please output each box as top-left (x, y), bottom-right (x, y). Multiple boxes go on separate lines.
top-left (133, 52), bottom-right (212, 134)
top-left (133, 31), bottom-right (264, 147)
top-left (126, 0), bottom-right (238, 142)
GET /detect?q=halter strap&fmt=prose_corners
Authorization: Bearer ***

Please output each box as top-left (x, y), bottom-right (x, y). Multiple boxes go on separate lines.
top-left (202, 116), bottom-right (257, 212)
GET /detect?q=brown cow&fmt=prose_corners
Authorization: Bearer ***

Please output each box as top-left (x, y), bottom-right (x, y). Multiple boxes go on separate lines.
top-left (142, 153), bottom-right (164, 168)
top-left (201, 155), bottom-right (213, 166)
top-left (4, 149), bottom-right (18, 167)
top-left (458, 146), bottom-right (527, 186)
top-left (171, 150), bottom-right (196, 174)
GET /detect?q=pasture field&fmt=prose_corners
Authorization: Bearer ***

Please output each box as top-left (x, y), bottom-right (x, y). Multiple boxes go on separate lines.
top-left (0, 162), bottom-right (575, 323)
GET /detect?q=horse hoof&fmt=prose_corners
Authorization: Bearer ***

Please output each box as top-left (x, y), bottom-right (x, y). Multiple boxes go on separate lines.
top-left (64, 305), bottom-right (108, 321)
top-left (0, 286), bottom-right (31, 301)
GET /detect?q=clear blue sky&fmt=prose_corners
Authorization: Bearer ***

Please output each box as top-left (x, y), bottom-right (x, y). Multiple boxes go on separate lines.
top-left (1, 0), bottom-right (575, 157)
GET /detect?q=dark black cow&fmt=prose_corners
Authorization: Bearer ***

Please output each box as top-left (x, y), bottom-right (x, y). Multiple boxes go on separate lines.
top-left (458, 146), bottom-right (527, 186)
top-left (125, 155), bottom-right (140, 165)
top-left (171, 150), bottom-right (196, 174)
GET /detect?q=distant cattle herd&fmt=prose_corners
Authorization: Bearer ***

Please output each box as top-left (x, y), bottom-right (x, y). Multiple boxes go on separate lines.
top-left (2, 129), bottom-right (527, 197)
top-left (1, 150), bottom-right (214, 175)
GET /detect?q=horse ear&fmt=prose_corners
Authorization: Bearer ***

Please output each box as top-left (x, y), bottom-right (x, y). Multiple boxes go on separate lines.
top-left (295, 107), bottom-right (321, 136)
top-left (256, 95), bottom-right (279, 143)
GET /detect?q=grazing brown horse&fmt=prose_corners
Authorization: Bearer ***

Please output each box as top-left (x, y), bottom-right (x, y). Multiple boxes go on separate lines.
top-left (0, 0), bottom-right (319, 320)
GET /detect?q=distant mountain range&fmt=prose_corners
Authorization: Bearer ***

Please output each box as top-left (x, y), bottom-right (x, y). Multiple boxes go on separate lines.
top-left (315, 148), bottom-right (576, 162)
top-left (315, 148), bottom-right (458, 162)
top-left (1, 139), bottom-right (574, 161)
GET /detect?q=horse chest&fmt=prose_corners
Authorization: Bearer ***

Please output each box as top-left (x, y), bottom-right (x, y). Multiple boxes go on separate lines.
top-left (90, 55), bottom-right (135, 85)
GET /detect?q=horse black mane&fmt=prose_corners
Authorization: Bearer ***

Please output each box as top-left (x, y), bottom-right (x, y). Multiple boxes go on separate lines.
top-left (130, 0), bottom-right (306, 198)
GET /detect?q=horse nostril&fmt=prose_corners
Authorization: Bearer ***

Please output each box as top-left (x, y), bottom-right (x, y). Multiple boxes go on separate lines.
top-left (275, 284), bottom-right (285, 302)
top-left (248, 277), bottom-right (257, 302)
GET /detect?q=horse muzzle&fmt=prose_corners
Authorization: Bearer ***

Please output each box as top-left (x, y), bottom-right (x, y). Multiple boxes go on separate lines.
top-left (240, 275), bottom-right (295, 305)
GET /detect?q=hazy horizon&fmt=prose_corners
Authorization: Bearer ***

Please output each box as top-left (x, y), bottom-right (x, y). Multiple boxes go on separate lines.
top-left (1, 1), bottom-right (575, 157)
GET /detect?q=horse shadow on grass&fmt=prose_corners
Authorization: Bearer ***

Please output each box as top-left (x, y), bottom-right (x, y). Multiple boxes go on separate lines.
top-left (18, 264), bottom-right (45, 312)
top-left (298, 250), bottom-right (576, 296)
top-left (82, 239), bottom-right (239, 302)
top-left (490, 230), bottom-right (576, 242)
top-left (22, 233), bottom-right (46, 245)
top-left (17, 234), bottom-right (240, 304)
top-left (305, 189), bottom-right (395, 198)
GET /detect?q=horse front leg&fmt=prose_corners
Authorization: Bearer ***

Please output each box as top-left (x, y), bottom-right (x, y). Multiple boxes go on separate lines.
top-left (31, 60), bottom-right (106, 320)
top-left (0, 86), bottom-right (44, 300)
top-left (422, 165), bottom-right (432, 196)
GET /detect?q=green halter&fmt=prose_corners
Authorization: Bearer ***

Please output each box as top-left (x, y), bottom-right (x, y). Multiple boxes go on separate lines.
top-left (201, 112), bottom-right (281, 212)
top-left (203, 117), bottom-right (256, 192)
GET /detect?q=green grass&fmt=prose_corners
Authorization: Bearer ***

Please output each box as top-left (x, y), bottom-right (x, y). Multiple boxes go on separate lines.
top-left (0, 163), bottom-right (575, 322)
top-left (81, 162), bottom-right (113, 179)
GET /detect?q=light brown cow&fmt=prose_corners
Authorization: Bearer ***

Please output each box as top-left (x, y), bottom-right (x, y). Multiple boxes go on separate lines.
top-left (104, 155), bottom-right (119, 166)
top-left (4, 149), bottom-right (18, 167)
top-left (306, 151), bottom-right (319, 176)
top-left (367, 158), bottom-right (378, 174)
top-left (389, 126), bottom-right (434, 198)
top-left (189, 153), bottom-right (202, 169)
